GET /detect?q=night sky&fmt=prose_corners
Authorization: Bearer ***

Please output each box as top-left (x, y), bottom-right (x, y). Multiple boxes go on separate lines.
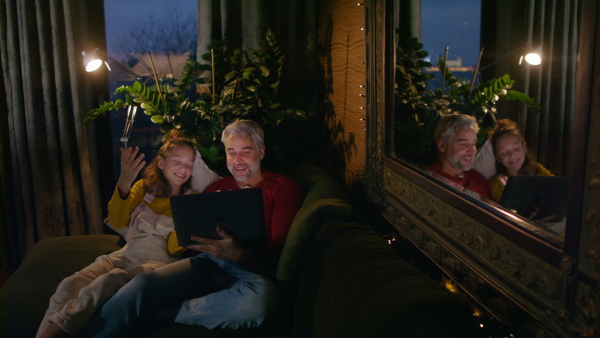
top-left (422, 0), bottom-right (481, 67)
top-left (104, 0), bottom-right (197, 54)
top-left (105, 0), bottom-right (480, 66)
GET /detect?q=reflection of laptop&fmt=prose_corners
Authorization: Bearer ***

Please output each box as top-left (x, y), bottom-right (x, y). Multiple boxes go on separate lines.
top-left (499, 176), bottom-right (569, 222)
top-left (170, 188), bottom-right (266, 247)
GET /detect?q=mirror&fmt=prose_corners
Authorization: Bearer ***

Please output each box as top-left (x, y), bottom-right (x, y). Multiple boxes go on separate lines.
top-left (387, 0), bottom-right (583, 248)
top-left (365, 0), bottom-right (597, 334)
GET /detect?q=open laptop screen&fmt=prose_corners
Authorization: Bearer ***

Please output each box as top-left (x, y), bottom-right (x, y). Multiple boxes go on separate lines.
top-left (170, 188), bottom-right (266, 247)
top-left (498, 176), bottom-right (569, 222)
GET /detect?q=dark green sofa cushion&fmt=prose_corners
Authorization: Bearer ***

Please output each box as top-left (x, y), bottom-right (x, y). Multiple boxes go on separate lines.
top-left (0, 235), bottom-right (122, 338)
top-left (277, 198), bottom-right (355, 281)
top-left (277, 165), bottom-right (356, 282)
top-left (294, 219), bottom-right (477, 338)
top-left (291, 165), bottom-right (350, 205)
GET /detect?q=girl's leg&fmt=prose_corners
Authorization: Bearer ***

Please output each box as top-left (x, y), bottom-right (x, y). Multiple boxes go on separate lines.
top-left (36, 255), bottom-right (120, 337)
top-left (78, 255), bottom-right (233, 338)
top-left (49, 267), bottom-right (133, 335)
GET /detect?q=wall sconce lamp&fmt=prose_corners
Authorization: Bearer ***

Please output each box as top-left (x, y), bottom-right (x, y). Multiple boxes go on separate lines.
top-left (470, 46), bottom-right (543, 92)
top-left (519, 49), bottom-right (542, 66)
top-left (82, 48), bottom-right (145, 149)
top-left (479, 47), bottom-right (542, 72)
top-left (82, 48), bottom-right (145, 83)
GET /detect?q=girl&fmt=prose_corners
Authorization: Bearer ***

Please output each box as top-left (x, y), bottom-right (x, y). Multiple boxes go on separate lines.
top-left (489, 119), bottom-right (553, 203)
top-left (37, 130), bottom-right (211, 338)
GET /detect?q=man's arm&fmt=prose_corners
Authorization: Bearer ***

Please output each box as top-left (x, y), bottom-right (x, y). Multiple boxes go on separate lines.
top-left (188, 177), bottom-right (303, 266)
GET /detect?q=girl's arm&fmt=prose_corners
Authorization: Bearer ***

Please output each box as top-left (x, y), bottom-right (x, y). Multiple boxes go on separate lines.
top-left (108, 147), bottom-right (147, 228)
top-left (117, 147), bottom-right (146, 199)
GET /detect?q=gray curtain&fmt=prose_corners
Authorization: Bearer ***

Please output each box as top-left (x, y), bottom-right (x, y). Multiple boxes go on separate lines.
top-left (196, 0), bottom-right (317, 97)
top-left (0, 0), bottom-right (104, 270)
top-left (481, 0), bottom-right (579, 175)
top-left (395, 0), bottom-right (422, 44)
top-left (197, 0), bottom-right (317, 56)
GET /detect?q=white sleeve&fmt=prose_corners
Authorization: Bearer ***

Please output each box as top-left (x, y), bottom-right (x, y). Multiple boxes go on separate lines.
top-left (191, 149), bottom-right (221, 192)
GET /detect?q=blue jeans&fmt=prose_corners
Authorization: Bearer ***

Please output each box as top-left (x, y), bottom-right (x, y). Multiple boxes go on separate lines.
top-left (77, 253), bottom-right (279, 337)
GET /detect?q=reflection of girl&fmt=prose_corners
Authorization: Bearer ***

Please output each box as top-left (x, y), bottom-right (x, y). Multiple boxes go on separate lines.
top-left (489, 119), bottom-right (553, 202)
top-left (37, 130), bottom-right (213, 338)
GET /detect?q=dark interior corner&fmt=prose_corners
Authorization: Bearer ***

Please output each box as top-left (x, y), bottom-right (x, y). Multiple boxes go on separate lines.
top-left (1, 0), bottom-right (599, 337)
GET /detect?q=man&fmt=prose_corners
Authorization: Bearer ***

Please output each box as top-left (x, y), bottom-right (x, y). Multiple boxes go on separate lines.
top-left (428, 114), bottom-right (492, 199)
top-left (79, 119), bottom-right (303, 337)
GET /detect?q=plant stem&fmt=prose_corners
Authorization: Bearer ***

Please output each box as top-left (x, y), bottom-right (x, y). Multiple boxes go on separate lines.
top-left (148, 51), bottom-right (164, 102)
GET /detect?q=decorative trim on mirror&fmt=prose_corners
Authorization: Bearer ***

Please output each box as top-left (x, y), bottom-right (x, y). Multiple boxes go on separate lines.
top-left (383, 166), bottom-right (570, 335)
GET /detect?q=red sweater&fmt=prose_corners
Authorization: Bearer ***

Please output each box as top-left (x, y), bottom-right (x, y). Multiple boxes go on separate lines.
top-left (428, 162), bottom-right (492, 199)
top-left (204, 170), bottom-right (303, 269)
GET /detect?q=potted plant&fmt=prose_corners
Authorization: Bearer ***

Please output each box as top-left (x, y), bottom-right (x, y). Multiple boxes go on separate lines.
top-left (85, 29), bottom-right (307, 173)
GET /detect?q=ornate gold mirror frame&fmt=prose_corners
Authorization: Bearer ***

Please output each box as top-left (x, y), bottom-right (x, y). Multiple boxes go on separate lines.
top-left (364, 0), bottom-right (600, 335)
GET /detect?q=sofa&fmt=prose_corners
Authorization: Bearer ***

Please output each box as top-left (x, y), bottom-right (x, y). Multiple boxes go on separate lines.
top-left (0, 165), bottom-right (477, 337)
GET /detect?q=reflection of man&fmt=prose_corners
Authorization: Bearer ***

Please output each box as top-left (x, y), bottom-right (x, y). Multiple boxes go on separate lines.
top-left (428, 114), bottom-right (492, 199)
top-left (80, 119), bottom-right (303, 336)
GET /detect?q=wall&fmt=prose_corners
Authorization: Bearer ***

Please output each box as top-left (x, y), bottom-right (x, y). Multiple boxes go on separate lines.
top-left (316, 0), bottom-right (367, 195)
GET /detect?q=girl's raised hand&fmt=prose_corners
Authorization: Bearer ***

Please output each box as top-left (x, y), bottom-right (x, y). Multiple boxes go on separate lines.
top-left (116, 147), bottom-right (146, 198)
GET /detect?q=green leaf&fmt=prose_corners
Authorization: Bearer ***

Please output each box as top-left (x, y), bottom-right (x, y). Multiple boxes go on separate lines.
top-left (224, 70), bottom-right (238, 82)
top-left (260, 66), bottom-right (270, 77)
top-left (150, 115), bottom-right (164, 123)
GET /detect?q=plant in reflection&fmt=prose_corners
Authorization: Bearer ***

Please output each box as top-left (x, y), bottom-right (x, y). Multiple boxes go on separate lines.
top-left (84, 29), bottom-right (306, 173)
top-left (394, 37), bottom-right (540, 166)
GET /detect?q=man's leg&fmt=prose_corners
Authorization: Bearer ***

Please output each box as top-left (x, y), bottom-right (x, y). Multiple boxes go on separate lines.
top-left (78, 255), bottom-right (231, 338)
top-left (173, 256), bottom-right (279, 329)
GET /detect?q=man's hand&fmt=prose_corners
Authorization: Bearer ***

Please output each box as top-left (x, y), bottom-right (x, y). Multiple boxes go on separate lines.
top-left (187, 226), bottom-right (247, 262)
top-left (526, 207), bottom-right (557, 227)
top-left (498, 174), bottom-right (508, 186)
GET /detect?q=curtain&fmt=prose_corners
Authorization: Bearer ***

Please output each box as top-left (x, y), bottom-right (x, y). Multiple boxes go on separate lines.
top-left (196, 0), bottom-right (318, 96)
top-left (481, 0), bottom-right (579, 175)
top-left (395, 0), bottom-right (422, 44)
top-left (0, 0), bottom-right (104, 270)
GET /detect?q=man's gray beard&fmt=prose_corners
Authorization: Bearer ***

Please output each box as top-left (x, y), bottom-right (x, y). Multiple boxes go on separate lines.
top-left (455, 160), bottom-right (471, 172)
top-left (230, 165), bottom-right (255, 182)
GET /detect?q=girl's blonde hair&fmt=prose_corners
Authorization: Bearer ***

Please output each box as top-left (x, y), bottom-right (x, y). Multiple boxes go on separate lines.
top-left (489, 119), bottom-right (539, 176)
top-left (143, 130), bottom-right (196, 197)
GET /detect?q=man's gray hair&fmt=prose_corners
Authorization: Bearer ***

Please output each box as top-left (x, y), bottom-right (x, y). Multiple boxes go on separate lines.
top-left (433, 114), bottom-right (480, 146)
top-left (221, 119), bottom-right (265, 149)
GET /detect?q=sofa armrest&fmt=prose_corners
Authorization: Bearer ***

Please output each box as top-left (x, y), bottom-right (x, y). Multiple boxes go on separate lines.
top-left (0, 235), bottom-right (122, 338)
top-left (294, 220), bottom-right (476, 337)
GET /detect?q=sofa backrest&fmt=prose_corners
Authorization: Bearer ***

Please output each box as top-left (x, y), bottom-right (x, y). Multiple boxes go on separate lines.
top-left (276, 165), bottom-right (356, 282)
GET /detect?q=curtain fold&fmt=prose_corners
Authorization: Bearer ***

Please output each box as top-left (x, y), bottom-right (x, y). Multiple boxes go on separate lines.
top-left (197, 0), bottom-right (273, 56)
top-left (482, 0), bottom-right (579, 176)
top-left (0, 0), bottom-right (103, 270)
top-left (395, 0), bottom-right (422, 44)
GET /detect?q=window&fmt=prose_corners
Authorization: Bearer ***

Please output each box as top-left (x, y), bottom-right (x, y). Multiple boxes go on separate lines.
top-left (103, 0), bottom-right (198, 179)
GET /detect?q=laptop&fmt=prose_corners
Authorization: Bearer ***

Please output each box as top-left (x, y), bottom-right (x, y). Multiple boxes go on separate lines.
top-left (170, 188), bottom-right (266, 247)
top-left (499, 176), bottom-right (569, 222)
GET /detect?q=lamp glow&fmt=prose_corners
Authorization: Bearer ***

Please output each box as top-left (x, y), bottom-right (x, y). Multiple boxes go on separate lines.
top-left (85, 59), bottom-right (103, 72)
top-left (81, 48), bottom-right (144, 82)
top-left (522, 52), bottom-right (542, 66)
